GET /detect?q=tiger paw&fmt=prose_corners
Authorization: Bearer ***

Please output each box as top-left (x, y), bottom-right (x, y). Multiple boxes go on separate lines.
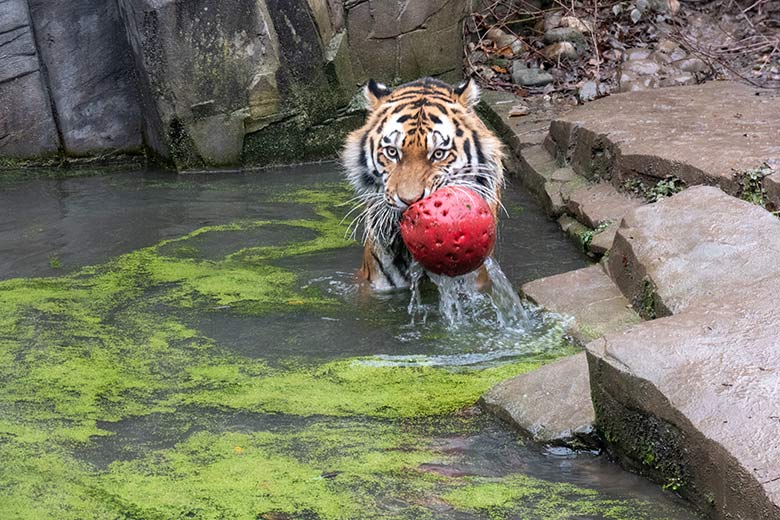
top-left (399, 186), bottom-right (496, 277)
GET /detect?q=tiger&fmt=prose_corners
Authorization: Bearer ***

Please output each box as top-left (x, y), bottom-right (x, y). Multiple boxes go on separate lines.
top-left (342, 77), bottom-right (505, 291)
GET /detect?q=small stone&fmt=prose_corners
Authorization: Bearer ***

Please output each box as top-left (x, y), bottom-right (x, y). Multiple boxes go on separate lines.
top-left (659, 72), bottom-right (696, 87)
top-left (625, 48), bottom-right (652, 61)
top-left (485, 27), bottom-right (521, 54)
top-left (670, 47), bottom-right (688, 61)
top-left (656, 38), bottom-right (679, 54)
top-left (508, 103), bottom-right (530, 117)
top-left (649, 50), bottom-right (673, 65)
top-left (544, 27), bottom-right (587, 48)
top-left (485, 27), bottom-right (508, 45)
top-left (650, 0), bottom-right (680, 14)
top-left (578, 80), bottom-right (598, 102)
top-left (469, 51), bottom-right (488, 64)
top-left (622, 58), bottom-right (661, 76)
top-left (619, 72), bottom-right (658, 92)
top-left (511, 62), bottom-right (554, 87)
top-left (541, 41), bottom-right (578, 61)
top-left (674, 56), bottom-right (708, 73)
top-left (560, 15), bottom-right (592, 33)
top-left (630, 8), bottom-right (642, 23)
top-left (544, 11), bottom-right (563, 32)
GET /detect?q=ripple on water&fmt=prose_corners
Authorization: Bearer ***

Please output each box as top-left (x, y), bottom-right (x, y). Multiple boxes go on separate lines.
top-left (304, 257), bottom-right (574, 369)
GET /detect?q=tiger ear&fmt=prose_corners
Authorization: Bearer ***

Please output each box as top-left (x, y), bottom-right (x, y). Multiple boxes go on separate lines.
top-left (364, 79), bottom-right (392, 111)
top-left (454, 78), bottom-right (480, 109)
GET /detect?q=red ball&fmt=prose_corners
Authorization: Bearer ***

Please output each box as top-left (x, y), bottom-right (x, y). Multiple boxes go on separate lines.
top-left (399, 186), bottom-right (496, 277)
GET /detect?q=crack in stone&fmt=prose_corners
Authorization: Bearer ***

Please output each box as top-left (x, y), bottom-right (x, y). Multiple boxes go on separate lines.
top-left (0, 28), bottom-right (28, 48)
top-left (344, 0), bottom-right (369, 11)
top-left (0, 23), bottom-right (27, 38)
top-left (0, 68), bottom-right (37, 86)
top-left (368, 25), bottom-right (427, 41)
top-left (367, 0), bottom-right (455, 41)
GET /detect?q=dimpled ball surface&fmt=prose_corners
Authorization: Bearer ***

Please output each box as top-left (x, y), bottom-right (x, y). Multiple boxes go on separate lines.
top-left (399, 186), bottom-right (496, 277)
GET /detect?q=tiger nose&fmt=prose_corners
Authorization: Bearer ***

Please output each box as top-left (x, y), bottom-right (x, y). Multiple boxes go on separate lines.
top-left (396, 187), bottom-right (431, 207)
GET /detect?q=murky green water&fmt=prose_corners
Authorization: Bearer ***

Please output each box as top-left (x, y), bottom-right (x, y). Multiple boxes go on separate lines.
top-left (0, 163), bottom-right (698, 519)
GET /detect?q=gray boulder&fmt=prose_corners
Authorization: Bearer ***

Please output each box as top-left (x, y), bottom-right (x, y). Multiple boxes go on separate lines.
top-left (28, 0), bottom-right (143, 157)
top-left (543, 27), bottom-right (587, 50)
top-left (117, 0), bottom-right (284, 168)
top-left (0, 0), bottom-right (60, 160)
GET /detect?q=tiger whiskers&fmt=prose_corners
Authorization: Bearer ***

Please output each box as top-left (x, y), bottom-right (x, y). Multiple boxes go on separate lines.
top-left (365, 203), bottom-right (401, 245)
top-left (343, 192), bottom-right (384, 241)
top-left (344, 191), bottom-right (401, 245)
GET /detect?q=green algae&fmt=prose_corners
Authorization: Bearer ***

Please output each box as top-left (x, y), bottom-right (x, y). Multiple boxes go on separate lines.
top-left (443, 475), bottom-right (681, 520)
top-left (171, 349), bottom-right (575, 419)
top-left (0, 442), bottom-right (119, 519)
top-left (0, 183), bottom-right (356, 441)
top-left (0, 176), bottom-right (691, 519)
top-left (96, 421), bottom-right (440, 520)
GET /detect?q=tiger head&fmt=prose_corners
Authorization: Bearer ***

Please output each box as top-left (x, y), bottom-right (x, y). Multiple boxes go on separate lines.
top-left (343, 77), bottom-right (505, 246)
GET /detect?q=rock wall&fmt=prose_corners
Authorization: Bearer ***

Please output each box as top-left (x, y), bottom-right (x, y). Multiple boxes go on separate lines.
top-left (0, 0), bottom-right (60, 161)
top-left (0, 0), bottom-right (470, 171)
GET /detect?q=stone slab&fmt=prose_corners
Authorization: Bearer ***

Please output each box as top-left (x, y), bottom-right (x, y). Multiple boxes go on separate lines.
top-left (0, 0), bottom-right (60, 159)
top-left (346, 0), bottom-right (466, 82)
top-left (28, 0), bottom-right (143, 156)
top-left (566, 183), bottom-right (643, 228)
top-left (548, 82), bottom-right (780, 195)
top-left (587, 296), bottom-right (780, 519)
top-left (481, 90), bottom-right (574, 153)
top-left (588, 221), bottom-right (618, 255)
top-left (522, 265), bottom-right (641, 344)
top-left (765, 171), bottom-right (780, 211)
top-left (607, 185), bottom-right (780, 318)
top-left (517, 144), bottom-right (559, 204)
top-left (480, 352), bottom-right (596, 447)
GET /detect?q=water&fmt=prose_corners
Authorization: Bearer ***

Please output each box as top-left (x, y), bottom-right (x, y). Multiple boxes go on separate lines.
top-left (0, 163), bottom-right (698, 519)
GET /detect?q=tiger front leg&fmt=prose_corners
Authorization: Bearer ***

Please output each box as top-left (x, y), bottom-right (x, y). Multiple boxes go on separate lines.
top-left (359, 240), bottom-right (413, 291)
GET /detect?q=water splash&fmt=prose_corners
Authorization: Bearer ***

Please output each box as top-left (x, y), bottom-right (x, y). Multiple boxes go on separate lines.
top-left (306, 258), bottom-right (572, 369)
top-left (412, 257), bottom-right (530, 329)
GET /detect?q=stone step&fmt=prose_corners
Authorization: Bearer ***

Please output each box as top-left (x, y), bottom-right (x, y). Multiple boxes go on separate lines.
top-left (588, 222), bottom-right (618, 255)
top-left (518, 144), bottom-right (559, 201)
top-left (587, 292), bottom-right (780, 519)
top-left (480, 352), bottom-right (596, 448)
top-left (522, 265), bottom-right (642, 345)
top-left (483, 265), bottom-right (641, 448)
top-left (547, 81), bottom-right (780, 207)
top-left (588, 183), bottom-right (780, 518)
top-left (518, 144), bottom-right (593, 218)
top-left (607, 185), bottom-right (780, 319)
top-left (479, 90), bottom-right (548, 153)
top-left (565, 182), bottom-right (644, 228)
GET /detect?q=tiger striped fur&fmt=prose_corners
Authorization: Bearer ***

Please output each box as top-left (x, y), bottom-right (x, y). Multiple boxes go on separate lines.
top-left (342, 77), bottom-right (505, 291)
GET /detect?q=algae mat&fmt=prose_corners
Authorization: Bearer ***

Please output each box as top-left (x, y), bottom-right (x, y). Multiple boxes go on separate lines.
top-left (0, 166), bottom-right (696, 519)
